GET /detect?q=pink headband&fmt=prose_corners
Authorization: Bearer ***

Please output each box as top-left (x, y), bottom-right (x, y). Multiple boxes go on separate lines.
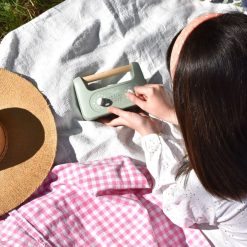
top-left (170, 13), bottom-right (221, 79)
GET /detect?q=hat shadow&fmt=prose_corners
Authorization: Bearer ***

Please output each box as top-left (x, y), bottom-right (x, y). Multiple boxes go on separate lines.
top-left (0, 108), bottom-right (44, 170)
top-left (18, 73), bottom-right (79, 164)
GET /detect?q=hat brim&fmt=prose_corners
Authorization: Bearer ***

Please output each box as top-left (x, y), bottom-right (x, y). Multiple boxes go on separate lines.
top-left (0, 69), bottom-right (57, 216)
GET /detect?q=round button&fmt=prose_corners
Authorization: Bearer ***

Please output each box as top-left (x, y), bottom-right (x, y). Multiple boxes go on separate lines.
top-left (96, 97), bottom-right (104, 106)
top-left (96, 97), bottom-right (113, 107)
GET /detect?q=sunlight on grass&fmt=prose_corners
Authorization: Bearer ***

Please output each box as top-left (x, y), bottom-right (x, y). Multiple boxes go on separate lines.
top-left (0, 0), bottom-right (63, 39)
top-left (0, 0), bottom-right (245, 40)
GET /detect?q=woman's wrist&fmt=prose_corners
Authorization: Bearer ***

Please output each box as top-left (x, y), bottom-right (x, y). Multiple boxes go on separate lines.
top-left (139, 127), bottom-right (160, 137)
top-left (138, 119), bottom-right (162, 137)
top-left (160, 108), bottom-right (178, 125)
top-left (169, 110), bottom-right (179, 125)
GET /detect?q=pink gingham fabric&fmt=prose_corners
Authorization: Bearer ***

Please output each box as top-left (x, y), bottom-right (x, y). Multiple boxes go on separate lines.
top-left (0, 156), bottom-right (210, 247)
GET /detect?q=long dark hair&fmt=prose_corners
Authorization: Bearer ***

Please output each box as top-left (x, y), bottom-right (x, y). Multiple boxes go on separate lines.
top-left (169, 12), bottom-right (247, 200)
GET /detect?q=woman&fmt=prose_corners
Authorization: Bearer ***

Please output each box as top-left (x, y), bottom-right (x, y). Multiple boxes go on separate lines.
top-left (106, 12), bottom-right (247, 246)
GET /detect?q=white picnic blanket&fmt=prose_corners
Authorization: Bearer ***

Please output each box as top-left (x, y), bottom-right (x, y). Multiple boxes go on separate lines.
top-left (0, 0), bottom-right (236, 165)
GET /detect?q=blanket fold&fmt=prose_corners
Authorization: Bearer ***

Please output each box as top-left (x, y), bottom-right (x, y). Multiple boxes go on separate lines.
top-left (0, 156), bottom-right (210, 247)
top-left (0, 0), bottom-right (236, 164)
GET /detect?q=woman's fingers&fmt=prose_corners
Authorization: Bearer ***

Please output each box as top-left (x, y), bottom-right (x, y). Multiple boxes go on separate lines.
top-left (133, 85), bottom-right (152, 95)
top-left (107, 106), bottom-right (143, 128)
top-left (126, 92), bottom-right (146, 108)
top-left (134, 84), bottom-right (161, 94)
top-left (107, 106), bottom-right (131, 119)
top-left (104, 117), bottom-right (128, 127)
top-left (105, 106), bottom-right (162, 136)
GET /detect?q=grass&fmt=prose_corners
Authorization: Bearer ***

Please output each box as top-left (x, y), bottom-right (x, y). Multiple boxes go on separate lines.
top-left (0, 0), bottom-right (244, 40)
top-left (0, 0), bottom-right (64, 39)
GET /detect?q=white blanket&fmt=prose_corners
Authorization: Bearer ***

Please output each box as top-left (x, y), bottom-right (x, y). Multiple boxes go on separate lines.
top-left (0, 0), bottom-right (236, 165)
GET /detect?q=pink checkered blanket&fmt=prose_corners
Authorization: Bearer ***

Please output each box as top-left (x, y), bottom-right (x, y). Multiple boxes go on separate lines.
top-left (0, 156), bottom-right (210, 246)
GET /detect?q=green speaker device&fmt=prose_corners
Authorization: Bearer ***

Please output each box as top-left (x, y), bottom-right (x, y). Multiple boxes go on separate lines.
top-left (73, 62), bottom-right (147, 120)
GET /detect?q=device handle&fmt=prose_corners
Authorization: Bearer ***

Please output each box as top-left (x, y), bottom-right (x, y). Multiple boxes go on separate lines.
top-left (82, 64), bottom-right (131, 82)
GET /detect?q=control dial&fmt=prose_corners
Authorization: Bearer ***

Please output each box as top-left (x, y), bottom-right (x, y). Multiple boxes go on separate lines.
top-left (96, 97), bottom-right (113, 107)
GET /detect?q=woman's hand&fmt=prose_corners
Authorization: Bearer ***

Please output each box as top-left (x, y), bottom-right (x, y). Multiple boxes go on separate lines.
top-left (102, 106), bottom-right (162, 136)
top-left (127, 84), bottom-right (178, 125)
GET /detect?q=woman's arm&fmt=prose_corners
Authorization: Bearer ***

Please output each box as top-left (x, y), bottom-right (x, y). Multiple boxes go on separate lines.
top-left (141, 127), bottom-right (216, 228)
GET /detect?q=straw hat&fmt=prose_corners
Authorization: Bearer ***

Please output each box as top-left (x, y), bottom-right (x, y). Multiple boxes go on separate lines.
top-left (0, 68), bottom-right (57, 216)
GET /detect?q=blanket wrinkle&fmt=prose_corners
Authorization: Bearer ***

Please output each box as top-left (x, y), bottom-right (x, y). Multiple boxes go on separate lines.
top-left (0, 0), bottom-right (236, 164)
top-left (0, 155), bottom-right (212, 246)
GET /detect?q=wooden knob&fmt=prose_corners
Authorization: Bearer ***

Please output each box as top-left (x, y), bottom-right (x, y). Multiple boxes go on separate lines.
top-left (83, 64), bottom-right (131, 82)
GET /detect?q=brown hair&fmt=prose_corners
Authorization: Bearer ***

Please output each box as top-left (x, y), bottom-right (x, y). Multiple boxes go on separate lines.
top-left (171, 12), bottom-right (247, 200)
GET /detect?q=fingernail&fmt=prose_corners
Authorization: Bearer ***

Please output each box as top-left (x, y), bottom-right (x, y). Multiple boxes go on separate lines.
top-left (127, 89), bottom-right (134, 94)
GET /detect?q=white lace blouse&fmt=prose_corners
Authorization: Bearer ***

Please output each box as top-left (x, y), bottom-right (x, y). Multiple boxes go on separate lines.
top-left (141, 123), bottom-right (247, 247)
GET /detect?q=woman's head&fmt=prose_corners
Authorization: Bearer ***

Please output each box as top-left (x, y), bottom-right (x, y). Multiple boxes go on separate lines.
top-left (169, 12), bottom-right (247, 200)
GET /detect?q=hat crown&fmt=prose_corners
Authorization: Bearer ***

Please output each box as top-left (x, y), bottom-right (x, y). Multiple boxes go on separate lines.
top-left (0, 123), bottom-right (7, 161)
